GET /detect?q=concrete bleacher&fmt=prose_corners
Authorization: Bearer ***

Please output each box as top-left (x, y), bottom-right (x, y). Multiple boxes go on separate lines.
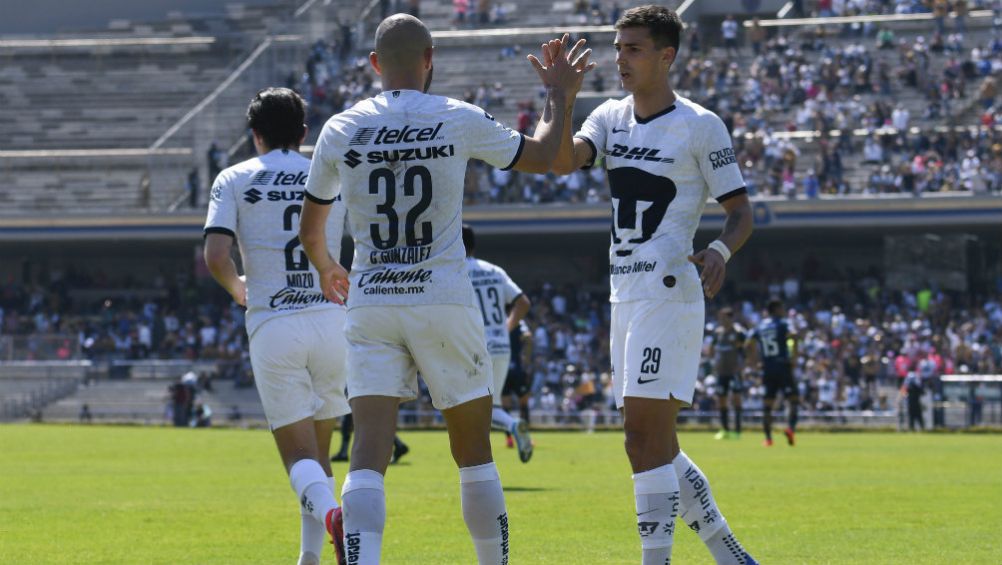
top-left (0, 0), bottom-right (311, 215)
top-left (0, 375), bottom-right (83, 420)
top-left (42, 378), bottom-right (266, 424)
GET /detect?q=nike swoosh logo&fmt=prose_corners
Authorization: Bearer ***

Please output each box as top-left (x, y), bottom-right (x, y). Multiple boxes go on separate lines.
top-left (637, 508), bottom-right (660, 516)
top-left (612, 127), bottom-right (629, 133)
top-left (637, 376), bottom-right (659, 384)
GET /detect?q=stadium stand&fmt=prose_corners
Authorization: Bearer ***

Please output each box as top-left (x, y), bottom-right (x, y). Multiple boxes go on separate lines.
top-left (2, 1), bottom-right (1001, 430)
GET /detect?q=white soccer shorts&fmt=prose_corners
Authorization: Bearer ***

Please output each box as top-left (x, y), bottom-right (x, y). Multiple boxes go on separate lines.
top-left (610, 299), bottom-right (704, 408)
top-left (490, 352), bottom-right (511, 405)
top-left (249, 307), bottom-right (350, 430)
top-left (345, 304), bottom-right (493, 410)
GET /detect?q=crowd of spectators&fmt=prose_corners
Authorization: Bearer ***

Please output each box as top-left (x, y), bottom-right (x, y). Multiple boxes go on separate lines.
top-left (2, 260), bottom-right (1000, 426)
top-left (0, 268), bottom-right (249, 381)
top-left (458, 3), bottom-right (1002, 201)
top-left (274, 0), bottom-right (1002, 203)
top-left (289, 39), bottom-right (379, 133)
top-left (686, 9), bottom-right (1002, 197)
top-left (511, 272), bottom-right (1002, 426)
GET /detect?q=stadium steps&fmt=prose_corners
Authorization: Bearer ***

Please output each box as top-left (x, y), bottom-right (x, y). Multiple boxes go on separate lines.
top-left (0, 376), bottom-right (83, 421)
top-left (42, 378), bottom-right (266, 424)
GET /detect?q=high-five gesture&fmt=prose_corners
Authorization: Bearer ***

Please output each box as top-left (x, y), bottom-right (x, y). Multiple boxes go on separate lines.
top-left (527, 33), bottom-right (597, 93)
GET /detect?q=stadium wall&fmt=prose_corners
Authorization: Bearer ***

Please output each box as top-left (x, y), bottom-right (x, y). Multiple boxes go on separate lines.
top-left (0, 0), bottom-right (279, 35)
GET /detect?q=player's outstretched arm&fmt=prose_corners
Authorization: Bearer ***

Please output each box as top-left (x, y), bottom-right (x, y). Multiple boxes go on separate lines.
top-left (203, 233), bottom-right (247, 307)
top-left (549, 34), bottom-right (598, 175)
top-left (688, 193), bottom-right (753, 299)
top-left (299, 199), bottom-right (349, 305)
top-left (513, 34), bottom-right (595, 173)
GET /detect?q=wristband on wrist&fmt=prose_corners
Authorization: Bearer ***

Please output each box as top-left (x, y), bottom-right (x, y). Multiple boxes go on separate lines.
top-left (708, 240), bottom-right (732, 263)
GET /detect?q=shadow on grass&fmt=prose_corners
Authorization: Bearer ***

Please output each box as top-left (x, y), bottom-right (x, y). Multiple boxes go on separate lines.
top-left (503, 486), bottom-right (552, 492)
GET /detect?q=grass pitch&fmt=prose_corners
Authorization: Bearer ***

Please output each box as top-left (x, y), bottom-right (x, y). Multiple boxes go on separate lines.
top-left (1, 425), bottom-right (1000, 564)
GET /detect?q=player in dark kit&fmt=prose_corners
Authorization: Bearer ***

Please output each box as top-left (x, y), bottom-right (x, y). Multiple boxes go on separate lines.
top-left (746, 298), bottom-right (799, 447)
top-left (708, 307), bottom-right (745, 439)
top-left (502, 320), bottom-right (533, 448)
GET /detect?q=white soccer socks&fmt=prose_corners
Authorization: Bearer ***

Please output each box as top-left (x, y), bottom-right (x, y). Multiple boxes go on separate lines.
top-left (341, 469), bottom-right (386, 565)
top-left (459, 462), bottom-right (510, 565)
top-left (297, 476), bottom-right (337, 565)
top-left (290, 459), bottom-right (339, 526)
top-left (632, 463), bottom-right (680, 565)
top-left (491, 406), bottom-right (517, 432)
top-left (673, 451), bottom-right (754, 565)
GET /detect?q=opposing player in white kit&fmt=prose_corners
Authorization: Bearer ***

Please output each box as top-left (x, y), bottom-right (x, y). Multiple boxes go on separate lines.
top-left (462, 224), bottom-right (533, 463)
top-left (551, 6), bottom-right (758, 565)
top-left (203, 88), bottom-right (349, 565)
top-left (298, 14), bottom-right (593, 565)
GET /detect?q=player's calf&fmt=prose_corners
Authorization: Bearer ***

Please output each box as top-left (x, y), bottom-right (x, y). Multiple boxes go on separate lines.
top-left (460, 462), bottom-right (510, 564)
top-left (341, 470), bottom-right (386, 565)
top-left (673, 451), bottom-right (756, 565)
top-left (633, 464), bottom-right (680, 565)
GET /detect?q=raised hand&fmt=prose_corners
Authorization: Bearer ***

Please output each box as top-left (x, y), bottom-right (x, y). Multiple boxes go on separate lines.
top-left (527, 33), bottom-right (597, 93)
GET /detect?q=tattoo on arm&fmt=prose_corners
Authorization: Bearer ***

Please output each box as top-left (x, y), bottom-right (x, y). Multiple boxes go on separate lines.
top-left (720, 204), bottom-right (751, 253)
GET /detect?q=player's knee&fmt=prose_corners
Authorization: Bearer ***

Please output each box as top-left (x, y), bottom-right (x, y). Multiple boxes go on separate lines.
top-left (623, 426), bottom-right (661, 463)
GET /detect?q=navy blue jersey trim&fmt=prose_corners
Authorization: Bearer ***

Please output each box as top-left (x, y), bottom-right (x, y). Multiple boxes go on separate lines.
top-left (203, 227), bottom-right (235, 238)
top-left (305, 191), bottom-right (335, 205)
top-left (716, 186), bottom-right (748, 203)
top-left (635, 104), bottom-right (676, 124)
top-left (501, 134), bottom-right (526, 171)
top-left (575, 135), bottom-right (598, 169)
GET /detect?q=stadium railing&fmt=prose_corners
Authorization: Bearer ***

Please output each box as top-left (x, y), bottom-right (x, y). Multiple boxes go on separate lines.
top-left (940, 374), bottom-right (1002, 428)
top-left (0, 360), bottom-right (89, 421)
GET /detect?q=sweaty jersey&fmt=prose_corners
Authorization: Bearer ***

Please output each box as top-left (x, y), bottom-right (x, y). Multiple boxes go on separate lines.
top-left (467, 257), bottom-right (523, 355)
top-left (306, 89), bottom-right (524, 309)
top-left (205, 149), bottom-right (345, 338)
top-left (711, 324), bottom-right (746, 376)
top-left (575, 95), bottom-right (745, 304)
top-left (750, 316), bottom-right (792, 374)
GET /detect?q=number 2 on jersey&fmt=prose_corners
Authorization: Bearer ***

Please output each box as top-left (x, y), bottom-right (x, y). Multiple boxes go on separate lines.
top-left (369, 166), bottom-right (433, 250)
top-left (283, 204), bottom-right (309, 271)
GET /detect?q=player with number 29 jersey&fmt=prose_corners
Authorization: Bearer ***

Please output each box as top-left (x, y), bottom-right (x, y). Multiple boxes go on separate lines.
top-left (576, 95), bottom-right (746, 304)
top-left (305, 90), bottom-right (524, 310)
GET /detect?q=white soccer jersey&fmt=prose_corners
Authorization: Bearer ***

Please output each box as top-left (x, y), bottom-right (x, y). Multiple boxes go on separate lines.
top-left (306, 89), bottom-right (524, 309)
top-left (466, 257), bottom-right (523, 355)
top-left (204, 149), bottom-right (345, 337)
top-left (575, 95), bottom-right (746, 304)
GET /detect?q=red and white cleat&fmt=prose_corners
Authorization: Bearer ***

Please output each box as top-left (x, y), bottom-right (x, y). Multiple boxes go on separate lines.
top-left (326, 507), bottom-right (346, 565)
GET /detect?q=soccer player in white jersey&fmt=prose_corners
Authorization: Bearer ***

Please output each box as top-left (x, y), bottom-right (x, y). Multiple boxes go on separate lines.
top-left (551, 6), bottom-right (758, 565)
top-left (462, 224), bottom-right (533, 463)
top-left (203, 88), bottom-right (349, 565)
top-left (298, 14), bottom-right (593, 565)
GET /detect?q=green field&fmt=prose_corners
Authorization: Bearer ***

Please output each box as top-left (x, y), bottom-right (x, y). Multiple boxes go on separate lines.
top-left (1, 426), bottom-right (1000, 564)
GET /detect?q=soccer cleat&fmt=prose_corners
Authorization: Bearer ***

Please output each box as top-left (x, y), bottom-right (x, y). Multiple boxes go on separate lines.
top-left (784, 428), bottom-right (796, 446)
top-left (391, 442), bottom-right (409, 464)
top-left (512, 420), bottom-right (533, 463)
top-left (744, 553), bottom-right (760, 565)
top-left (326, 507), bottom-right (346, 565)
top-left (763, 438), bottom-right (774, 447)
top-left (714, 430), bottom-right (727, 440)
top-left (505, 433), bottom-right (514, 449)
